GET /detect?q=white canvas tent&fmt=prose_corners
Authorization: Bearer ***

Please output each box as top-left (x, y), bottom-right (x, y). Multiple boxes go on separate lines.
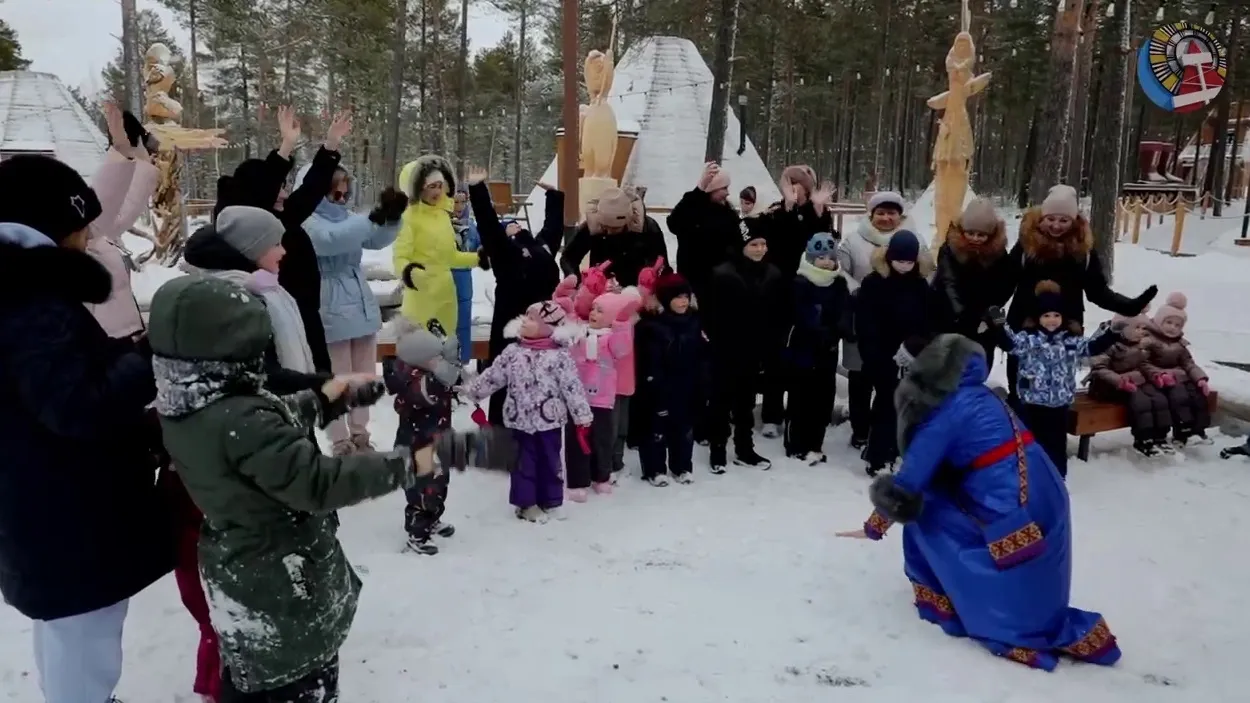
top-left (522, 36), bottom-right (781, 230)
top-left (0, 71), bottom-right (109, 180)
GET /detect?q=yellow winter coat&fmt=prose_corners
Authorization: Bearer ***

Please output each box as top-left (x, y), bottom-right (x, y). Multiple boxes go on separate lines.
top-left (394, 155), bottom-right (478, 333)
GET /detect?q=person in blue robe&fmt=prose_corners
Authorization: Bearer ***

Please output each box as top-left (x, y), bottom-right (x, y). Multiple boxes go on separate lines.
top-left (839, 333), bottom-right (1121, 671)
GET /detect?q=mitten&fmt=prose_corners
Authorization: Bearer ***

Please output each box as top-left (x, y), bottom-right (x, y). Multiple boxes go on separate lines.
top-left (345, 379), bottom-right (387, 408)
top-left (1117, 377), bottom-right (1137, 393)
top-left (576, 425), bottom-right (593, 454)
top-left (401, 262), bottom-right (425, 290)
top-left (984, 305), bottom-right (1007, 327)
top-left (477, 248), bottom-right (491, 270)
top-left (1152, 373), bottom-right (1171, 388)
top-left (1197, 378), bottom-right (1210, 396)
top-left (1134, 285), bottom-right (1159, 314)
top-left (369, 187), bottom-right (409, 224)
top-left (470, 404), bottom-right (489, 426)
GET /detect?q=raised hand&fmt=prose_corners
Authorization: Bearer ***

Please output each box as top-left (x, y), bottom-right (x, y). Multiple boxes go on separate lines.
top-left (536, 181), bottom-right (557, 192)
top-left (324, 111), bottom-right (353, 152)
top-left (812, 181), bottom-right (835, 211)
top-left (466, 166), bottom-right (489, 186)
top-left (697, 161), bottom-right (718, 191)
top-left (103, 102), bottom-right (134, 158)
top-left (782, 180), bottom-right (798, 208)
top-left (277, 106), bottom-right (301, 149)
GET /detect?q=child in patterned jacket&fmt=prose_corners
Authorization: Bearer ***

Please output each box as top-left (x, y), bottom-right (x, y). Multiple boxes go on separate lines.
top-left (464, 300), bottom-right (594, 522)
top-left (985, 280), bottom-right (1118, 478)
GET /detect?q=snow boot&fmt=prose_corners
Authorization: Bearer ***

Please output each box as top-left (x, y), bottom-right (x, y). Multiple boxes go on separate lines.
top-left (865, 461), bottom-right (893, 478)
top-left (1221, 442), bottom-right (1249, 459)
top-left (592, 481), bottom-right (614, 495)
top-left (405, 536), bottom-right (439, 555)
top-left (802, 451), bottom-right (828, 466)
top-left (646, 474), bottom-right (670, 487)
top-left (544, 506), bottom-right (567, 521)
top-left (734, 447), bottom-right (772, 470)
top-left (673, 471), bottom-right (694, 484)
top-left (1133, 438), bottom-right (1159, 458)
top-left (761, 423), bottom-right (781, 439)
top-left (709, 445), bottom-right (728, 474)
top-left (567, 488), bottom-right (589, 502)
top-left (850, 434), bottom-right (868, 451)
top-left (516, 506), bottom-right (549, 523)
top-left (431, 520), bottom-right (455, 538)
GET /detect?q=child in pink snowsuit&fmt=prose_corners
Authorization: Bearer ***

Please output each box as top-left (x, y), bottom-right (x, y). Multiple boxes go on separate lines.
top-left (566, 288), bottom-right (643, 500)
top-left (465, 301), bottom-right (594, 522)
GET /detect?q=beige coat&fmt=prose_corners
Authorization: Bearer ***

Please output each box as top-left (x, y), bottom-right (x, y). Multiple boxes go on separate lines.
top-left (1142, 332), bottom-right (1207, 384)
top-left (1088, 342), bottom-right (1149, 391)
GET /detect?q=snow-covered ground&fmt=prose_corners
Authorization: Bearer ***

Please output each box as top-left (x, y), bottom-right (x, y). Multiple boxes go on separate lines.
top-left (17, 201), bottom-right (1245, 701)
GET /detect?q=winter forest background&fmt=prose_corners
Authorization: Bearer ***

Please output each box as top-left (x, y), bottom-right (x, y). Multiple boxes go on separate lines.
top-left (1, 0), bottom-right (1248, 221)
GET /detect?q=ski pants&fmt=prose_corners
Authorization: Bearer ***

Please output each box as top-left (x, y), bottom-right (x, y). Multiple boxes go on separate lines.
top-left (32, 598), bottom-right (129, 703)
top-left (1020, 403), bottom-right (1070, 478)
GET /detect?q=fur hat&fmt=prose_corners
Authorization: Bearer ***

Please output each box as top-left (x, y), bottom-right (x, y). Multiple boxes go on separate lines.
top-left (522, 300), bottom-right (568, 338)
top-left (1041, 184), bottom-right (1080, 218)
top-left (1034, 280), bottom-right (1064, 317)
top-left (396, 319), bottom-right (462, 387)
top-left (867, 191), bottom-right (906, 215)
top-left (959, 198), bottom-right (1001, 233)
top-left (885, 230), bottom-right (920, 263)
top-left (806, 232), bottom-right (837, 262)
top-left (0, 154), bottom-right (104, 242)
top-left (654, 273), bottom-right (692, 308)
top-left (781, 165), bottom-right (816, 196)
top-left (595, 188), bottom-right (632, 228)
top-left (1153, 292), bottom-right (1188, 328)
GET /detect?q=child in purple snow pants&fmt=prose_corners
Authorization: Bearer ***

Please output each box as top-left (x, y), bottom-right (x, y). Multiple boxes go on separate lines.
top-left (510, 429), bottom-right (564, 510)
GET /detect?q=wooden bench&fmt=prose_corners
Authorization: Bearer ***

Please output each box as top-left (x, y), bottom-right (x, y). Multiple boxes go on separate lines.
top-left (1068, 390), bottom-right (1219, 461)
top-left (376, 339), bottom-right (490, 362)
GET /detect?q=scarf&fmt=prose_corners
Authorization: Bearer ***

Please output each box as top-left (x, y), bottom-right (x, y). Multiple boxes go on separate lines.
top-left (796, 256), bottom-right (841, 287)
top-left (856, 216), bottom-right (911, 248)
top-left (519, 335), bottom-right (557, 350)
top-left (314, 197), bottom-right (351, 223)
top-left (153, 356), bottom-right (265, 418)
top-left (584, 326), bottom-right (613, 360)
top-left (211, 269), bottom-right (317, 374)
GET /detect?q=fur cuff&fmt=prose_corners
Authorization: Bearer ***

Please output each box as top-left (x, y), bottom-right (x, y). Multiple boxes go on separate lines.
top-left (869, 475), bottom-right (924, 524)
top-left (401, 262), bottom-right (426, 290)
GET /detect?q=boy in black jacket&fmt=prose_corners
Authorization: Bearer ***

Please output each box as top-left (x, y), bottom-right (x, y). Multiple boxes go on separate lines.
top-left (784, 233), bottom-right (852, 465)
top-left (855, 230), bottom-right (932, 476)
top-left (636, 273), bottom-right (707, 486)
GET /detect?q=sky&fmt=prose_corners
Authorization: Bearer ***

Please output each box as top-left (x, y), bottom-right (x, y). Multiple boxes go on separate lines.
top-left (4, 0), bottom-right (514, 94)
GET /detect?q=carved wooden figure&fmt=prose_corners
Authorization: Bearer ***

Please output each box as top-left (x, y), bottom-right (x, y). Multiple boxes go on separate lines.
top-left (927, 0), bottom-right (990, 248)
top-left (579, 19), bottom-right (619, 180)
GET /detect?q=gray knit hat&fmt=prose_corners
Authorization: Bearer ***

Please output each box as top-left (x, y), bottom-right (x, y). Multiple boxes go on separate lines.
top-left (216, 205), bottom-right (285, 263)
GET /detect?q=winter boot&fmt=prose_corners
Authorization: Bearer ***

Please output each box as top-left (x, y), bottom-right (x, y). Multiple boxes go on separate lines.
top-left (567, 488), bottom-right (589, 503)
top-left (850, 434), bottom-right (869, 451)
top-left (1221, 442), bottom-right (1250, 459)
top-left (801, 451), bottom-right (828, 466)
top-left (544, 506), bottom-right (567, 521)
top-left (431, 520), bottom-right (456, 538)
top-left (761, 423), bottom-right (781, 439)
top-left (405, 535), bottom-right (439, 555)
top-left (1154, 432), bottom-right (1177, 455)
top-left (592, 481), bottom-right (614, 495)
top-left (516, 506), bottom-right (549, 523)
top-left (673, 471), bottom-right (694, 484)
top-left (1132, 438), bottom-right (1160, 458)
top-left (865, 461), bottom-right (893, 477)
top-left (734, 447), bottom-right (772, 470)
top-left (709, 445), bottom-right (728, 475)
top-left (646, 474), bottom-right (670, 487)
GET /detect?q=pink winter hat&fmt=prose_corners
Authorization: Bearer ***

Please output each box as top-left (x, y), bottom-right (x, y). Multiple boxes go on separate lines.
top-left (592, 288), bottom-right (642, 323)
top-left (1153, 292), bottom-right (1188, 327)
top-left (706, 170), bottom-right (731, 193)
top-left (523, 300), bottom-right (567, 337)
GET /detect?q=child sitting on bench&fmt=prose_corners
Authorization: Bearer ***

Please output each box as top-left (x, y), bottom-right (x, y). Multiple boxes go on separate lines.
top-left (1142, 292), bottom-right (1212, 446)
top-left (1087, 312), bottom-right (1174, 457)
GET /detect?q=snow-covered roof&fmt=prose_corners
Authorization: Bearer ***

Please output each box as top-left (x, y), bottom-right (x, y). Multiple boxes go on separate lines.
top-left (1178, 141), bottom-right (1250, 164)
top-left (523, 36), bottom-right (781, 228)
top-left (0, 71), bottom-right (108, 180)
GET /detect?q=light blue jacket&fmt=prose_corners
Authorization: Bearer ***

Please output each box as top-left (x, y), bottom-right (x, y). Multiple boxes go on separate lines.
top-left (451, 206), bottom-right (480, 362)
top-left (297, 165), bottom-right (401, 344)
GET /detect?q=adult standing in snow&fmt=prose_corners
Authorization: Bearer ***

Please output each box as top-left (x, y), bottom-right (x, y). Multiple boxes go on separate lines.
top-left (666, 162), bottom-right (741, 306)
top-left (189, 107), bottom-right (354, 373)
top-left (451, 185), bottom-right (482, 363)
top-left (837, 191), bottom-right (934, 449)
top-left (298, 162), bottom-right (408, 455)
top-left (394, 154), bottom-right (481, 335)
top-left (1003, 185), bottom-right (1156, 400)
top-left (85, 102), bottom-right (160, 339)
top-left (932, 198), bottom-right (1014, 367)
top-left (560, 185), bottom-right (670, 287)
top-left (0, 154), bottom-right (174, 703)
top-left (838, 334), bottom-right (1121, 672)
top-left (465, 168), bottom-right (567, 424)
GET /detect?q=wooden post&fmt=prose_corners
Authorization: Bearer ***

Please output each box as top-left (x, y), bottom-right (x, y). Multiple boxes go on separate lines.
top-left (1170, 198), bottom-right (1187, 256)
top-left (1113, 198), bottom-right (1123, 240)
top-left (1131, 198), bottom-right (1143, 244)
top-left (559, 0), bottom-right (580, 229)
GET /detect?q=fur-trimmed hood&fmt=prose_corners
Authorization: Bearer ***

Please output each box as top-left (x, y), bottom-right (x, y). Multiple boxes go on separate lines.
top-left (1018, 207), bottom-right (1093, 263)
top-left (585, 184), bottom-right (646, 235)
top-left (399, 154), bottom-right (456, 203)
top-left (894, 334), bottom-right (987, 452)
top-left (501, 316), bottom-right (582, 347)
top-left (0, 223), bottom-right (112, 304)
top-left (945, 218), bottom-right (1008, 266)
top-left (869, 244), bottom-right (937, 279)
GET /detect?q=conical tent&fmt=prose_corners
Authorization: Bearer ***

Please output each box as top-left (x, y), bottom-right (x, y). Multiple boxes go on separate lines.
top-left (521, 36), bottom-right (781, 230)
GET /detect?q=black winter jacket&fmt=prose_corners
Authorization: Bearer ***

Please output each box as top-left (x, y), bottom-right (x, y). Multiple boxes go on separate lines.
top-left (855, 265), bottom-right (933, 378)
top-left (468, 183), bottom-right (564, 361)
top-left (209, 146), bottom-right (343, 372)
top-left (755, 200), bottom-right (836, 279)
top-left (0, 237), bottom-right (174, 620)
top-left (666, 188), bottom-right (740, 295)
top-left (786, 266), bottom-right (853, 370)
top-left (932, 226), bottom-right (1014, 339)
top-left (560, 217), bottom-right (670, 287)
top-left (636, 310), bottom-right (708, 420)
top-left (703, 256), bottom-right (787, 369)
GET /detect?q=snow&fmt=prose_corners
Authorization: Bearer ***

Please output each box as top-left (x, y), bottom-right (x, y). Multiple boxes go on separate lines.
top-left (522, 36), bottom-right (783, 231)
top-left (0, 71), bottom-right (109, 179)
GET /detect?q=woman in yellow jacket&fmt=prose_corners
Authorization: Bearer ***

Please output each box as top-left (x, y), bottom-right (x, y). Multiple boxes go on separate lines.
top-left (395, 154), bottom-right (480, 335)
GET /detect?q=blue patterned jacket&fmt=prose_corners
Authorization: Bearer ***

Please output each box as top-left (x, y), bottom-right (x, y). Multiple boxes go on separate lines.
top-left (1002, 324), bottom-right (1117, 408)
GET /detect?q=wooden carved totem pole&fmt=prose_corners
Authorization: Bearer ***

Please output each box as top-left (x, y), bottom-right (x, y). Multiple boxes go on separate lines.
top-left (926, 0), bottom-right (991, 248)
top-left (578, 18), bottom-right (620, 217)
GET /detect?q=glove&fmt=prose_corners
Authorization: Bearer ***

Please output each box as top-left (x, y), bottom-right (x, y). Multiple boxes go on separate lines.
top-left (1197, 378), bottom-right (1210, 396)
top-left (984, 305), bottom-right (1007, 327)
top-left (470, 404), bottom-right (489, 427)
top-left (575, 425), bottom-right (593, 455)
top-left (1134, 285), bottom-right (1159, 314)
top-left (368, 187), bottom-right (409, 224)
top-left (1117, 377), bottom-right (1137, 393)
top-left (477, 248), bottom-right (491, 271)
top-left (344, 379), bottom-right (386, 408)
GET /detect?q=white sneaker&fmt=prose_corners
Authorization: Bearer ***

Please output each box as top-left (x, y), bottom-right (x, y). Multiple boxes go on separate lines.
top-left (802, 452), bottom-right (828, 465)
top-left (544, 506), bottom-right (568, 521)
top-left (673, 472), bottom-right (694, 484)
top-left (761, 423), bottom-right (781, 439)
top-left (516, 506), bottom-right (549, 523)
top-left (646, 474), bottom-right (670, 487)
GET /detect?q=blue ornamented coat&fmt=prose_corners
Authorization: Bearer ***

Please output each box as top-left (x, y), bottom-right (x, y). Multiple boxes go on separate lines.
top-left (860, 334), bottom-right (1121, 671)
top-left (998, 323), bottom-right (1117, 408)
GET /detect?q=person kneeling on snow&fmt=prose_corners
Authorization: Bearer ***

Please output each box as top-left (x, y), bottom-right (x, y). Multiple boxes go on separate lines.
top-left (384, 318), bottom-right (468, 555)
top-left (150, 275), bottom-right (415, 700)
top-left (985, 280), bottom-right (1119, 478)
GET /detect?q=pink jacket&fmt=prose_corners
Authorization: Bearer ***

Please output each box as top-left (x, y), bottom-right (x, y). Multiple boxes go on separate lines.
top-left (84, 148), bottom-right (159, 338)
top-left (570, 322), bottom-right (634, 408)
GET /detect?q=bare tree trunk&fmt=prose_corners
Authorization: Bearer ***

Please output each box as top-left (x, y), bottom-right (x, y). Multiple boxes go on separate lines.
top-left (1224, 98), bottom-right (1246, 205)
top-left (871, 0), bottom-right (893, 181)
top-left (560, 0), bottom-right (580, 227)
top-left (240, 44), bottom-right (252, 159)
top-left (458, 0), bottom-right (469, 179)
top-left (704, 0), bottom-right (734, 161)
top-left (1028, 0), bottom-right (1086, 204)
top-left (1089, 0), bottom-right (1131, 279)
top-left (1207, 13), bottom-right (1241, 216)
top-left (431, 1), bottom-right (445, 154)
top-left (419, 1), bottom-right (429, 152)
top-left (188, 0), bottom-right (199, 125)
top-left (383, 0), bottom-right (408, 186)
top-left (1065, 0), bottom-right (1100, 191)
top-left (121, 0), bottom-right (141, 116)
top-left (513, 1), bottom-right (528, 188)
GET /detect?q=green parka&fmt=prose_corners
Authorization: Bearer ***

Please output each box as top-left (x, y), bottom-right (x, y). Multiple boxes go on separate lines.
top-left (148, 275), bottom-right (412, 693)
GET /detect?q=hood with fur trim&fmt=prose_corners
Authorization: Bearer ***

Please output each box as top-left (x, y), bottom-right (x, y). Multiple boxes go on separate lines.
top-left (945, 218), bottom-right (1008, 266)
top-left (585, 184), bottom-right (647, 235)
top-left (1018, 207), bottom-right (1093, 263)
top-left (502, 315), bottom-right (582, 346)
top-left (399, 154), bottom-right (456, 201)
top-left (869, 244), bottom-right (936, 278)
top-left (894, 333), bottom-right (986, 453)
top-left (0, 223), bottom-right (113, 305)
